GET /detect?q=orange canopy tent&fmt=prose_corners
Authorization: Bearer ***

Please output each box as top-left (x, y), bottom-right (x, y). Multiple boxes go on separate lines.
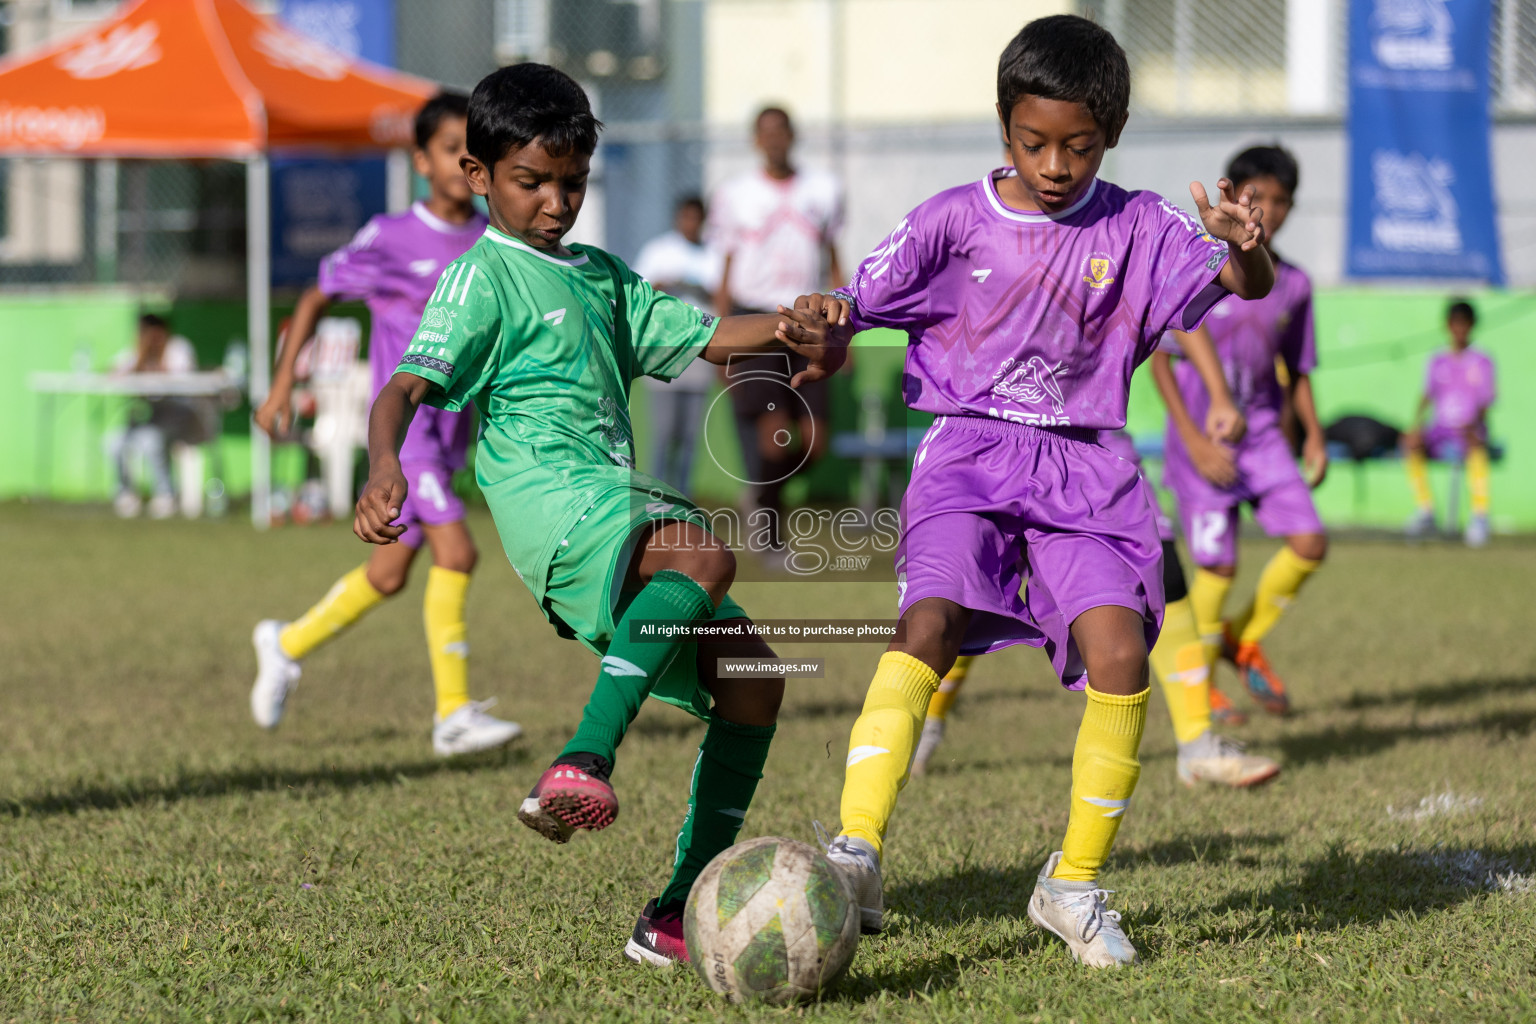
top-left (0, 0), bottom-right (439, 524)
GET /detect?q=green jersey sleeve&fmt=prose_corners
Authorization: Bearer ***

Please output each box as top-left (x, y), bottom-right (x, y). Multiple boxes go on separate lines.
top-left (611, 253), bottom-right (720, 382)
top-left (397, 256), bottom-right (502, 412)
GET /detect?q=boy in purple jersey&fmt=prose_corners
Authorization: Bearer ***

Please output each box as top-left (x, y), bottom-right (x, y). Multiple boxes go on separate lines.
top-left (249, 93), bottom-right (521, 758)
top-left (823, 15), bottom-right (1272, 968)
top-left (1404, 299), bottom-right (1497, 546)
top-left (1152, 146), bottom-right (1327, 719)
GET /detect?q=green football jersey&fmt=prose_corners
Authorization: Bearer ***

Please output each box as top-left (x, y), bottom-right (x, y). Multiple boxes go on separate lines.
top-left (396, 225), bottom-right (719, 594)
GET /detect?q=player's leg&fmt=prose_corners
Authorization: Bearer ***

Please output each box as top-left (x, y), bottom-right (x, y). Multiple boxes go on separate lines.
top-left (1404, 429), bottom-right (1437, 535)
top-left (626, 629), bottom-right (784, 966)
top-left (1465, 443), bottom-right (1491, 546)
top-left (419, 518), bottom-right (522, 757)
top-left (521, 519), bottom-right (734, 840)
top-left (1184, 506), bottom-right (1241, 719)
top-left (250, 539), bottom-right (415, 729)
top-left (911, 655), bottom-right (976, 777)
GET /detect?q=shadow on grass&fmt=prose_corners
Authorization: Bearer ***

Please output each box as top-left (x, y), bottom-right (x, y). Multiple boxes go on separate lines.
top-left (1114, 831), bottom-right (1287, 869)
top-left (1276, 706), bottom-right (1536, 767)
top-left (1333, 673), bottom-right (1536, 713)
top-left (1211, 841), bottom-right (1536, 935)
top-left (2, 747), bottom-right (526, 819)
top-left (836, 934), bottom-right (1053, 1000)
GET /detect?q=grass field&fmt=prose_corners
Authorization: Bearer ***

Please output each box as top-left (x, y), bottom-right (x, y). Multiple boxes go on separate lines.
top-left (4, 504), bottom-right (1536, 1022)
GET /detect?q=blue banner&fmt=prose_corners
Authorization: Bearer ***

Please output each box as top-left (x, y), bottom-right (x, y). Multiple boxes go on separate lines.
top-left (271, 0), bottom-right (397, 287)
top-left (1347, 0), bottom-right (1503, 283)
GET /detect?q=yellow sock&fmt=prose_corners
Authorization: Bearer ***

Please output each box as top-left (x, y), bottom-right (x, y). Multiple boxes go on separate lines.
top-left (279, 565), bottom-right (385, 660)
top-left (424, 566), bottom-right (472, 719)
top-left (925, 655), bottom-right (974, 721)
top-left (1188, 568), bottom-right (1233, 668)
top-left (1238, 546), bottom-right (1321, 645)
top-left (1055, 685), bottom-right (1148, 882)
top-left (1407, 448), bottom-right (1435, 511)
top-left (839, 651), bottom-right (941, 858)
top-left (1467, 446), bottom-right (1491, 515)
top-left (1149, 598), bottom-right (1211, 745)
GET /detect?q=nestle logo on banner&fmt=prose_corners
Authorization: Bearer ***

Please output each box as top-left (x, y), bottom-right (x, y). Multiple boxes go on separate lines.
top-left (0, 103), bottom-right (106, 149)
top-left (1371, 150), bottom-right (1462, 254)
top-left (1371, 0), bottom-right (1454, 70)
top-left (56, 21), bottom-right (162, 79)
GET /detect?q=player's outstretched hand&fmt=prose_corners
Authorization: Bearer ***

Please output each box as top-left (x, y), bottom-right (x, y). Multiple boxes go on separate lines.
top-left (1191, 178), bottom-right (1265, 252)
top-left (776, 298), bottom-right (851, 387)
top-left (794, 291), bottom-right (851, 327)
top-left (354, 464), bottom-right (410, 544)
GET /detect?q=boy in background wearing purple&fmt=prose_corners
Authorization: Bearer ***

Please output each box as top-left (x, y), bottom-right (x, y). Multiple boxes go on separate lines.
top-left (1405, 299), bottom-right (1496, 547)
top-left (823, 15), bottom-right (1272, 968)
top-left (249, 93), bottom-right (521, 757)
top-left (1152, 145), bottom-right (1327, 720)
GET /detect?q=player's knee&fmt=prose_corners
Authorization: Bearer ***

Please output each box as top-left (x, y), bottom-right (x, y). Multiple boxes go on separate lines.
top-left (894, 599), bottom-right (968, 671)
top-left (435, 543), bottom-right (477, 574)
top-left (367, 566), bottom-right (409, 596)
top-left (1290, 533), bottom-right (1327, 562)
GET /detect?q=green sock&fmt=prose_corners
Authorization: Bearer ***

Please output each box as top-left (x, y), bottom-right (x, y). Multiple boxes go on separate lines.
top-left (560, 570), bottom-right (715, 764)
top-left (657, 711), bottom-right (776, 908)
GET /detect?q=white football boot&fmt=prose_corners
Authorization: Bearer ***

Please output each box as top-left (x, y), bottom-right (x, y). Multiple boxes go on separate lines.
top-left (1176, 732), bottom-right (1280, 788)
top-left (910, 717), bottom-right (946, 777)
top-left (825, 834), bottom-right (884, 933)
top-left (432, 698), bottom-right (522, 757)
top-left (1465, 514), bottom-right (1491, 548)
top-left (1028, 851), bottom-right (1138, 967)
top-left (1405, 508), bottom-right (1437, 538)
top-left (250, 619), bottom-right (301, 729)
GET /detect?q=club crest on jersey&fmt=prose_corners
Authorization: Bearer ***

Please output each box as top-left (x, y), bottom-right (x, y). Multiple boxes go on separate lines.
top-left (1080, 252), bottom-right (1118, 290)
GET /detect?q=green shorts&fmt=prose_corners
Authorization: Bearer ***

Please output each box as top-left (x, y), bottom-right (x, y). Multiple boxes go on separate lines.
top-left (541, 486), bottom-right (747, 721)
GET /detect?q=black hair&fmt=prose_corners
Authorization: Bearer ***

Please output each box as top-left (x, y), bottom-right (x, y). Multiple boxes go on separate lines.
top-left (997, 15), bottom-right (1130, 140)
top-left (467, 63), bottom-right (602, 170)
top-left (414, 91), bottom-right (469, 150)
top-left (139, 313), bottom-right (168, 331)
top-left (755, 106), bottom-right (793, 132)
top-left (676, 194), bottom-right (706, 215)
top-left (1447, 298), bottom-right (1476, 324)
top-left (1226, 144), bottom-right (1300, 195)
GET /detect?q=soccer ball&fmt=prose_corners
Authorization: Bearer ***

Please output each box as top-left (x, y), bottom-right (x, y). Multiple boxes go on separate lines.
top-left (684, 836), bottom-right (860, 1004)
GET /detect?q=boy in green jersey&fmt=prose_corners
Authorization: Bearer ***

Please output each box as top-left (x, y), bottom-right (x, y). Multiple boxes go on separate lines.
top-left (354, 64), bottom-right (849, 966)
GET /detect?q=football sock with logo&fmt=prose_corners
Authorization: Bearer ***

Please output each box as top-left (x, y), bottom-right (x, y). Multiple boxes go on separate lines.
top-left (560, 569), bottom-right (716, 765)
top-left (1149, 598), bottom-right (1211, 745)
top-left (1406, 448), bottom-right (1436, 511)
top-left (1467, 445), bottom-right (1491, 515)
top-left (1236, 546), bottom-right (1321, 646)
top-left (1054, 685), bottom-right (1148, 882)
top-left (656, 711), bottom-right (777, 909)
top-left (424, 566), bottom-right (472, 719)
top-left (1188, 568), bottom-right (1234, 669)
top-left (924, 655), bottom-right (973, 722)
top-left (279, 565), bottom-right (386, 660)
top-left (838, 651), bottom-right (941, 858)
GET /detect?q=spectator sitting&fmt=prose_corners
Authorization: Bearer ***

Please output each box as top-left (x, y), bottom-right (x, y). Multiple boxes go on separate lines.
top-left (109, 313), bottom-right (200, 519)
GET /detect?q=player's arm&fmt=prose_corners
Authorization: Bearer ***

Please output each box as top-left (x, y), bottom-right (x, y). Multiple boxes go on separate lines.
top-left (1190, 179), bottom-right (1274, 300)
top-left (354, 371), bottom-right (430, 545)
top-left (1152, 345), bottom-right (1237, 489)
top-left (1291, 373), bottom-right (1328, 487)
top-left (825, 243), bottom-right (843, 291)
top-left (713, 253), bottom-right (734, 317)
top-left (702, 296), bottom-right (851, 387)
top-left (1174, 326), bottom-right (1245, 443)
top-left (255, 284), bottom-right (331, 435)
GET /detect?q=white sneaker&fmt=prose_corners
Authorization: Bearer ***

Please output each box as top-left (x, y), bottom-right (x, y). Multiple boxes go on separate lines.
top-left (432, 699), bottom-right (522, 757)
top-left (250, 620), bottom-right (300, 729)
top-left (1027, 851), bottom-right (1138, 967)
top-left (113, 491), bottom-right (142, 518)
top-left (1406, 508), bottom-right (1436, 538)
top-left (1177, 732), bottom-right (1280, 788)
top-left (910, 717), bottom-right (945, 777)
top-left (825, 834), bottom-right (884, 933)
top-left (147, 493), bottom-right (176, 519)
top-left (1465, 514), bottom-right (1490, 548)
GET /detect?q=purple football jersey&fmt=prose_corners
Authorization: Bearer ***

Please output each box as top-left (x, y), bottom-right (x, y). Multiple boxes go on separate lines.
top-left (319, 202), bottom-right (487, 467)
top-left (1426, 348), bottom-right (1496, 433)
top-left (1166, 257), bottom-right (1314, 441)
top-left (839, 170), bottom-right (1230, 430)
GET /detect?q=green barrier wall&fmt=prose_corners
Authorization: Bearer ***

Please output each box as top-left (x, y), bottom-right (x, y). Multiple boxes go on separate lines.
top-left (6, 289), bottom-right (1531, 530)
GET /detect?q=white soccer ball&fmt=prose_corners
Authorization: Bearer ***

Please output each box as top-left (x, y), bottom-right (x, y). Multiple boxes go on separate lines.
top-left (684, 836), bottom-right (861, 1004)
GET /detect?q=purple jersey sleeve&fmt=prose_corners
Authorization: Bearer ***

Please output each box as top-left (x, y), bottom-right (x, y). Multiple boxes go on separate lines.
top-left (317, 217), bottom-right (388, 302)
top-left (1141, 198), bottom-right (1230, 336)
top-left (838, 206), bottom-right (945, 334)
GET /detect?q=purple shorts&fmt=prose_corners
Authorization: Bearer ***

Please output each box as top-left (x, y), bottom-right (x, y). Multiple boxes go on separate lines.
top-left (1164, 425), bottom-right (1324, 567)
top-left (1422, 423), bottom-right (1485, 460)
top-left (897, 416), bottom-right (1165, 690)
top-left (1098, 429), bottom-right (1176, 543)
top-left (398, 460), bottom-right (467, 549)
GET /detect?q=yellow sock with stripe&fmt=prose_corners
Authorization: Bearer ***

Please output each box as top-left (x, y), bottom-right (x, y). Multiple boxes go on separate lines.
top-left (1148, 598), bottom-right (1211, 745)
top-left (424, 566), bottom-right (472, 719)
top-left (1188, 568), bottom-right (1234, 668)
top-left (279, 565), bottom-right (386, 660)
top-left (1406, 448), bottom-right (1435, 511)
top-left (1055, 685), bottom-right (1148, 882)
top-left (1467, 445), bottom-right (1491, 515)
top-left (924, 655), bottom-right (974, 721)
top-left (838, 651), bottom-right (941, 858)
top-left (1237, 546), bottom-right (1321, 645)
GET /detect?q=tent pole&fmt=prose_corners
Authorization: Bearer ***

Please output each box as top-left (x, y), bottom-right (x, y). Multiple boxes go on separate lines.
top-left (247, 153), bottom-right (271, 529)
